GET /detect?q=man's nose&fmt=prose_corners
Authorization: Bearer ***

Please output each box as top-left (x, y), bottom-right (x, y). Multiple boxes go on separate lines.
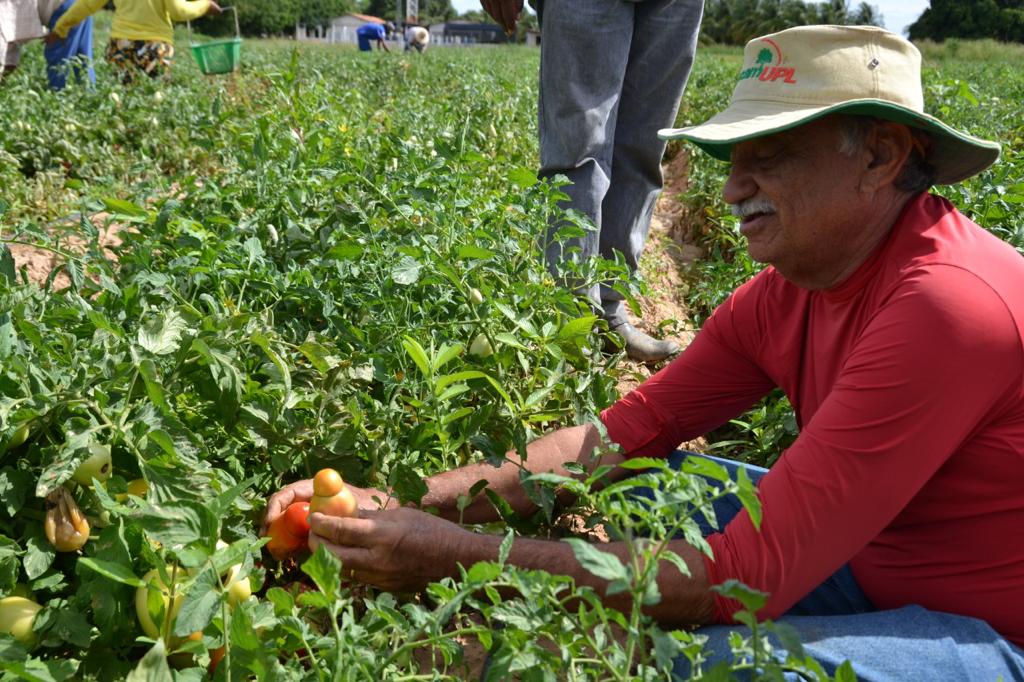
top-left (722, 163), bottom-right (755, 206)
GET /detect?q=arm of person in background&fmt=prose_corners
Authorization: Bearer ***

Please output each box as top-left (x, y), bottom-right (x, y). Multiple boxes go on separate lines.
top-left (49, 0), bottom-right (105, 40)
top-left (166, 0), bottom-right (222, 23)
top-left (481, 0), bottom-right (524, 35)
top-left (377, 33), bottom-right (390, 52)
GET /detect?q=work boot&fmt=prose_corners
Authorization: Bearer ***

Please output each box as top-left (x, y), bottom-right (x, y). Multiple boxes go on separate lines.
top-left (609, 322), bottom-right (680, 363)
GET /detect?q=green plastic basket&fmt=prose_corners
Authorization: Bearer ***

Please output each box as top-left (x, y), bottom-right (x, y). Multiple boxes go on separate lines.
top-left (187, 6), bottom-right (241, 75)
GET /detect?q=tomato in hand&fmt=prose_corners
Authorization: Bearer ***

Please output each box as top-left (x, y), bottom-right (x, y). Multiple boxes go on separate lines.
top-left (283, 501), bottom-right (311, 537)
top-left (312, 469), bottom-right (344, 497)
top-left (309, 469), bottom-right (358, 518)
top-left (266, 501), bottom-right (311, 559)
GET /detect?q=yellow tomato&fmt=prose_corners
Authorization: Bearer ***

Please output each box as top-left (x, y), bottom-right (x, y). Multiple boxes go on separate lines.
top-left (0, 596), bottom-right (42, 646)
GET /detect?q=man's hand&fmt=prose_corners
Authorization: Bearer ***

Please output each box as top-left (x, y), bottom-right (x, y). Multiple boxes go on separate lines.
top-left (44, 32), bottom-right (62, 46)
top-left (206, 1), bottom-right (223, 17)
top-left (261, 479), bottom-right (392, 535)
top-left (481, 0), bottom-right (524, 35)
top-left (308, 508), bottom-right (473, 591)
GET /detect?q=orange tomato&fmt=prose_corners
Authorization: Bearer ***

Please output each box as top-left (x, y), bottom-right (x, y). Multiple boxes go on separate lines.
top-left (312, 468), bottom-right (345, 497)
top-left (309, 485), bottom-right (357, 518)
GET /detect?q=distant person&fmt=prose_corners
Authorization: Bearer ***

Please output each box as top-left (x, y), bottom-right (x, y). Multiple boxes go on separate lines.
top-left (404, 24), bottom-right (429, 53)
top-left (0, 0), bottom-right (46, 79)
top-left (41, 0), bottom-right (95, 90)
top-left (356, 22), bottom-right (389, 53)
top-left (49, 0), bottom-right (222, 83)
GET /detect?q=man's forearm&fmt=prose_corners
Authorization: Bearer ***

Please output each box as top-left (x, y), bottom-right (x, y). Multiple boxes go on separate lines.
top-left (458, 531), bottom-right (716, 626)
top-left (420, 423), bottom-right (626, 523)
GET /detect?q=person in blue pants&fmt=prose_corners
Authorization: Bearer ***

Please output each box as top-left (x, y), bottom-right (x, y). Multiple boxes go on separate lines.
top-left (356, 22), bottom-right (389, 53)
top-left (42, 0), bottom-right (94, 90)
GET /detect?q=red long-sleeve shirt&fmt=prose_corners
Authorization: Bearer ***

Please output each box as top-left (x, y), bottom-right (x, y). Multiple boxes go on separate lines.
top-left (601, 193), bottom-right (1024, 648)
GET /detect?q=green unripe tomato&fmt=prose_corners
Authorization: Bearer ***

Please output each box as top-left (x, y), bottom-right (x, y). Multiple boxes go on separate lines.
top-left (469, 333), bottom-right (494, 358)
top-left (72, 444), bottom-right (112, 487)
top-left (468, 288), bottom-right (484, 305)
top-left (0, 596), bottom-right (43, 646)
top-left (135, 568), bottom-right (184, 641)
top-left (5, 423), bottom-right (30, 451)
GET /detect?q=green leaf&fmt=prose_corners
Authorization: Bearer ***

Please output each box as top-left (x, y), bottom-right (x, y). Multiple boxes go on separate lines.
top-left (401, 336), bottom-right (432, 378)
top-left (682, 456), bottom-right (731, 483)
top-left (173, 566), bottom-right (221, 637)
top-left (563, 538), bottom-right (629, 583)
top-left (770, 620), bottom-right (807, 661)
top-left (137, 359), bottom-right (170, 414)
top-left (389, 462), bottom-right (429, 506)
top-left (138, 311), bottom-right (189, 356)
top-left (76, 558), bottom-right (146, 587)
top-left (391, 255), bottom-right (422, 285)
top-left (251, 332), bottom-right (292, 395)
top-left (301, 545), bottom-right (342, 602)
top-left (713, 579), bottom-right (768, 613)
top-left (325, 242), bottom-right (364, 260)
top-left (617, 457), bottom-right (666, 471)
top-left (433, 342), bottom-right (464, 372)
top-left (456, 245), bottom-right (496, 260)
top-left (467, 561), bottom-right (501, 583)
top-left (507, 166), bottom-right (538, 188)
top-left (23, 533), bottom-right (55, 580)
top-left (735, 466), bottom-right (762, 529)
top-left (835, 660), bottom-right (858, 682)
top-left (0, 245), bottom-right (15, 285)
top-left (101, 197), bottom-right (146, 218)
top-left (557, 315), bottom-right (597, 341)
top-left (124, 639), bottom-right (173, 682)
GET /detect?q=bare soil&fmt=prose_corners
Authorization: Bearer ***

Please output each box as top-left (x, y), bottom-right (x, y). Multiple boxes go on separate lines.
top-left (5, 212), bottom-right (124, 290)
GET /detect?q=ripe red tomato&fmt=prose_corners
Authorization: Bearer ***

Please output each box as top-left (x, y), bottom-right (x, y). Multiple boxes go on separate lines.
top-left (283, 502), bottom-right (311, 538)
top-left (265, 515), bottom-right (304, 560)
top-left (312, 469), bottom-right (344, 497)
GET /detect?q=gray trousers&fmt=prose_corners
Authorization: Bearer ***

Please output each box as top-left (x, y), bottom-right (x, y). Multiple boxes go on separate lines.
top-left (538, 0), bottom-right (704, 327)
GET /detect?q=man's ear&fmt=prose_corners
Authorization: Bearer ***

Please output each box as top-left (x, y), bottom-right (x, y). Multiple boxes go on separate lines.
top-left (860, 122), bottom-right (915, 193)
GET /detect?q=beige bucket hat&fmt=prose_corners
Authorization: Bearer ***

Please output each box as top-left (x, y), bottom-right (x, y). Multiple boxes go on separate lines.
top-left (660, 25), bottom-right (1000, 184)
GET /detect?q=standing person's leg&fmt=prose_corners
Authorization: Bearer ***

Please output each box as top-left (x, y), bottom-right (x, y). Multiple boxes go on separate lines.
top-left (537, 0), bottom-right (635, 312)
top-left (597, 0), bottom-right (703, 359)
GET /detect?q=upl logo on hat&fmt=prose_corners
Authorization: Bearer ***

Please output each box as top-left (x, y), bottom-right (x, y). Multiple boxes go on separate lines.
top-left (738, 38), bottom-right (797, 84)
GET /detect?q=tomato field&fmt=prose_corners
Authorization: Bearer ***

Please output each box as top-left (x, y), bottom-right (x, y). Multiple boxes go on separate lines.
top-left (1, 19), bottom-right (1022, 681)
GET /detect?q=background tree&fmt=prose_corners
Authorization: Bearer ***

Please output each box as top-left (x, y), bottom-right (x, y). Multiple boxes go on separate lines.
top-left (909, 0), bottom-right (1024, 43)
top-left (700, 0), bottom-right (884, 44)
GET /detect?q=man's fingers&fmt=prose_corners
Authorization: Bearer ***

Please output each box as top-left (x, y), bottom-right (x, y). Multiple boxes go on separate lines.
top-left (309, 535), bottom-right (374, 572)
top-left (308, 512), bottom-right (381, 548)
top-left (261, 479), bottom-right (313, 535)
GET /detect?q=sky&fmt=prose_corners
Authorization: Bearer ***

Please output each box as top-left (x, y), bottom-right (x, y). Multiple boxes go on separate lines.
top-left (449, 0), bottom-right (931, 36)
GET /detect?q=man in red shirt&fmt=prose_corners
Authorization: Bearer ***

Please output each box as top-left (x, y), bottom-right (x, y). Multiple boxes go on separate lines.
top-left (266, 25), bottom-right (1024, 678)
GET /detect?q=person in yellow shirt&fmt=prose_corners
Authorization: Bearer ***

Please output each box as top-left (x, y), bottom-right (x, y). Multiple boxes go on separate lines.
top-left (50, 0), bottom-right (221, 82)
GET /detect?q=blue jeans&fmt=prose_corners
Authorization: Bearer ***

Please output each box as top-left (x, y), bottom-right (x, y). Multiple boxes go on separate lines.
top-left (666, 451), bottom-right (1024, 681)
top-left (537, 0), bottom-right (704, 326)
top-left (45, 0), bottom-right (95, 90)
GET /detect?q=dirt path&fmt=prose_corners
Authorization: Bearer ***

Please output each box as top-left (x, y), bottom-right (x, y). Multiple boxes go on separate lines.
top-left (5, 212), bottom-right (123, 290)
top-left (615, 150), bottom-right (703, 393)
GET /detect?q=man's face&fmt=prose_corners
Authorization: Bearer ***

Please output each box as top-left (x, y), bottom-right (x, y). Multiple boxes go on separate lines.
top-left (723, 116), bottom-right (873, 289)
